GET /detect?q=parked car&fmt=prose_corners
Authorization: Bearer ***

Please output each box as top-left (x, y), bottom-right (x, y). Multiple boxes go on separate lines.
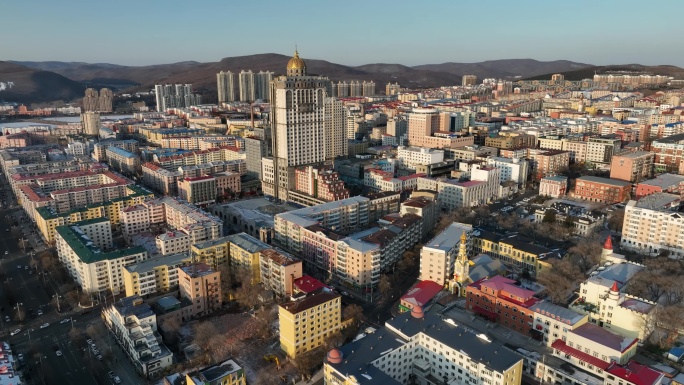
top-left (56, 350), bottom-right (62, 357)
top-left (96, 354), bottom-right (103, 361)
top-left (114, 376), bottom-right (121, 384)
top-left (10, 329), bottom-right (20, 336)
top-left (40, 323), bottom-right (49, 329)
top-left (37, 310), bottom-right (43, 316)
top-left (108, 371), bottom-right (115, 379)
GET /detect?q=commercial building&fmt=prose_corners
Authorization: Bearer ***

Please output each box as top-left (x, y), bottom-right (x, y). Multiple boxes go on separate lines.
top-left (185, 359), bottom-right (245, 385)
top-left (621, 193), bottom-right (684, 256)
top-left (572, 176), bottom-right (631, 204)
top-left (539, 175), bottom-right (568, 198)
top-left (56, 218), bottom-right (149, 293)
top-left (178, 175), bottom-right (217, 205)
top-left (609, 151), bottom-right (654, 183)
top-left (324, 310), bottom-right (523, 385)
top-left (418, 164), bottom-right (502, 210)
top-left (396, 146), bottom-right (444, 170)
top-left (278, 288), bottom-right (341, 358)
top-left (259, 248), bottom-right (303, 297)
top-left (123, 253), bottom-right (192, 297)
top-left (102, 296), bottom-right (173, 378)
top-left (472, 230), bottom-right (560, 277)
top-left (408, 107), bottom-right (474, 149)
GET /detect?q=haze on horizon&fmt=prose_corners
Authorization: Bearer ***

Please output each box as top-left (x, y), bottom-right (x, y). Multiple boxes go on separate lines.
top-left (1, 0), bottom-right (680, 67)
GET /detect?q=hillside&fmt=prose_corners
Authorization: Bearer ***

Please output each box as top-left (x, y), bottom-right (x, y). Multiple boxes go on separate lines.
top-left (0, 61), bottom-right (86, 104)
top-left (526, 64), bottom-right (684, 81)
top-left (11, 55), bottom-right (595, 103)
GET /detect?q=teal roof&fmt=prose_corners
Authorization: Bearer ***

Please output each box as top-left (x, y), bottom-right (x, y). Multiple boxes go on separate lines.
top-left (56, 223), bottom-right (147, 264)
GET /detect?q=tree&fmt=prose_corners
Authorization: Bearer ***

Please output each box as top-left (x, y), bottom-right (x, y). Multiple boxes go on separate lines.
top-left (537, 258), bottom-right (582, 305)
top-left (398, 251), bottom-right (417, 272)
top-left (160, 317), bottom-right (182, 347)
top-left (608, 209), bottom-right (625, 232)
top-left (323, 330), bottom-right (347, 352)
top-left (542, 209), bottom-right (557, 224)
top-left (254, 307), bottom-right (277, 340)
top-left (378, 275), bottom-right (392, 297)
top-left (567, 235), bottom-right (603, 273)
top-left (69, 327), bottom-right (83, 345)
top-left (342, 304), bottom-right (364, 327)
top-left (14, 308), bottom-right (25, 322)
top-left (234, 268), bottom-right (262, 310)
top-left (292, 348), bottom-right (323, 381)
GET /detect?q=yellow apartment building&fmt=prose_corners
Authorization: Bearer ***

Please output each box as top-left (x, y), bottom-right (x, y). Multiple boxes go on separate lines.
top-left (123, 253), bottom-right (192, 297)
top-left (472, 229), bottom-right (556, 276)
top-left (227, 232), bottom-right (271, 283)
top-left (278, 289), bottom-right (341, 358)
top-left (190, 236), bottom-right (233, 269)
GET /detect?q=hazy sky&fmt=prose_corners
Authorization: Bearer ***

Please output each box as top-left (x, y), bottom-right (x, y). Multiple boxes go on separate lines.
top-left (1, 0), bottom-right (681, 67)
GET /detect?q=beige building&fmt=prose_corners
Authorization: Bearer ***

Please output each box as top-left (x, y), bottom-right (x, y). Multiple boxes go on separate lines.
top-left (420, 222), bottom-right (472, 285)
top-left (621, 193), bottom-right (684, 256)
top-left (610, 151), bottom-right (654, 183)
top-left (156, 230), bottom-right (191, 255)
top-left (408, 107), bottom-right (474, 149)
top-left (215, 171), bottom-right (241, 197)
top-left (178, 176), bottom-right (217, 205)
top-left (258, 248), bottom-right (303, 297)
top-left (123, 253), bottom-right (192, 297)
top-left (141, 162), bottom-right (182, 195)
top-left (105, 146), bottom-right (140, 175)
top-left (228, 232), bottom-right (271, 283)
top-left (178, 263), bottom-right (222, 317)
top-left (278, 289), bottom-right (341, 358)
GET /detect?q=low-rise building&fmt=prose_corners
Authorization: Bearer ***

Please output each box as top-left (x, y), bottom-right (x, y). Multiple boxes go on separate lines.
top-left (635, 173), bottom-right (684, 199)
top-left (573, 176), bottom-right (631, 204)
top-left (539, 175), bottom-right (568, 198)
top-left (396, 146), bottom-right (444, 169)
top-left (185, 359), bottom-right (246, 385)
top-left (278, 288), bottom-right (341, 358)
top-left (155, 230), bottom-right (190, 255)
top-left (102, 296), bottom-right (173, 378)
top-left (472, 230), bottom-right (561, 277)
top-left (398, 280), bottom-right (443, 313)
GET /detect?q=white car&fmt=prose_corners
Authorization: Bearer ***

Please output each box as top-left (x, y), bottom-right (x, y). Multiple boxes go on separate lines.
top-left (4, 316), bottom-right (10, 322)
top-left (56, 350), bottom-right (62, 357)
top-left (40, 323), bottom-right (49, 329)
top-left (10, 329), bottom-right (21, 336)
top-left (3, 251), bottom-right (7, 255)
top-left (37, 310), bottom-right (43, 316)
top-left (60, 318), bottom-right (70, 324)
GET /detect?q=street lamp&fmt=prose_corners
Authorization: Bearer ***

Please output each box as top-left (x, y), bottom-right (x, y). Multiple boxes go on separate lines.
top-left (13, 302), bottom-right (23, 322)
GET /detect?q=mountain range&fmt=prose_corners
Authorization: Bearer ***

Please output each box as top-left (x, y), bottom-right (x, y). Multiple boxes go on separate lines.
top-left (2, 54), bottom-right (682, 105)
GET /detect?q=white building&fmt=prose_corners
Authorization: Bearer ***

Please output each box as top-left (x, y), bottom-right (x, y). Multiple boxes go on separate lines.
top-left (155, 230), bottom-right (190, 255)
top-left (621, 193), bottom-right (684, 257)
top-left (324, 310), bottom-right (523, 385)
top-left (397, 146), bottom-right (444, 170)
top-left (486, 157), bottom-right (529, 186)
top-left (55, 218), bottom-right (149, 294)
top-left (419, 222), bottom-right (472, 285)
top-left (102, 296), bottom-right (173, 378)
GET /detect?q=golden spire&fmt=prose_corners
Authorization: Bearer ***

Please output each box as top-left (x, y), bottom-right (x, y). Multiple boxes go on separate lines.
top-left (287, 49), bottom-right (307, 74)
top-left (460, 231), bottom-right (467, 244)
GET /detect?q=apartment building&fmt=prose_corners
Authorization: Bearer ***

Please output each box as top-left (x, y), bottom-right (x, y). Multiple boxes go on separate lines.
top-left (227, 232), bottom-right (271, 283)
top-left (418, 165), bottom-right (501, 210)
top-left (293, 165), bottom-right (350, 205)
top-left (102, 296), bottom-right (173, 378)
top-left (35, 186), bottom-right (153, 244)
top-left (191, 235), bottom-right (233, 269)
top-left (278, 288), bottom-right (341, 358)
top-left (123, 253), bottom-right (192, 297)
top-left (156, 230), bottom-right (191, 255)
top-left (93, 140), bottom-right (139, 162)
top-left (621, 193), bottom-right (684, 256)
top-left (485, 133), bottom-right (536, 150)
top-left (486, 157), bottom-right (529, 186)
top-left (141, 163), bottom-right (182, 195)
top-left (609, 151), bottom-right (654, 183)
top-left (587, 136), bottom-right (621, 166)
top-left (539, 175), bottom-right (568, 198)
top-left (215, 171), bottom-right (240, 197)
top-left (408, 107), bottom-right (474, 149)
top-left (450, 145), bottom-right (498, 161)
top-left (178, 176), bottom-right (217, 205)
top-left (154, 147), bottom-right (246, 171)
top-left (635, 173), bottom-right (684, 199)
top-left (56, 218), bottom-right (149, 293)
top-left (106, 146), bottom-right (141, 175)
top-left (573, 176), bottom-right (631, 204)
top-left (420, 222), bottom-right (472, 285)
top-left (528, 150), bottom-right (570, 179)
top-left (259, 248), bottom-right (303, 297)
top-left (178, 264), bottom-right (222, 317)
top-left (364, 169), bottom-right (423, 193)
top-left (400, 194), bottom-right (439, 241)
top-left (650, 133), bottom-right (684, 173)
top-left (324, 310), bottom-right (523, 385)
top-left (531, 301), bottom-right (589, 347)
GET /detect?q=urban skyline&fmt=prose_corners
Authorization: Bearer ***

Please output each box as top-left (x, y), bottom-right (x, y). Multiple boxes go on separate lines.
top-left (1, 0), bottom-right (681, 66)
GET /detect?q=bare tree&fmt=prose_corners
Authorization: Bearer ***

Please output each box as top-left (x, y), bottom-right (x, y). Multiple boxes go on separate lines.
top-left (398, 251), bottom-right (417, 272)
top-left (254, 307), bottom-right (277, 340)
top-left (161, 317), bottom-right (182, 346)
top-left (607, 209), bottom-right (625, 232)
top-left (537, 258), bottom-right (581, 305)
top-left (292, 348), bottom-right (323, 381)
top-left (234, 268), bottom-right (262, 310)
top-left (68, 327), bottom-right (83, 344)
top-left (343, 304), bottom-right (364, 327)
top-left (567, 235), bottom-right (602, 273)
top-left (378, 275), bottom-right (392, 297)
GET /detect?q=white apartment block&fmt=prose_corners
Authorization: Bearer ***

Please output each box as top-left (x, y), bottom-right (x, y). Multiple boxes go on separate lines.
top-left (102, 296), bottom-right (173, 378)
top-left (324, 311), bottom-right (523, 385)
top-left (486, 157), bottom-right (529, 186)
top-left (55, 218), bottom-right (149, 294)
top-left (420, 222), bottom-right (472, 285)
top-left (364, 169), bottom-right (421, 192)
top-left (156, 230), bottom-right (191, 255)
top-left (397, 146), bottom-right (444, 169)
top-left (621, 193), bottom-right (684, 256)
top-left (418, 165), bottom-right (501, 210)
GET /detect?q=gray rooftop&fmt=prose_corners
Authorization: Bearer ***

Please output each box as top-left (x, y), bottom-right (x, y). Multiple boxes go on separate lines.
top-left (531, 301), bottom-right (586, 326)
top-left (638, 173), bottom-right (684, 189)
top-left (124, 252), bottom-right (190, 274)
top-left (424, 222), bottom-right (472, 252)
top-left (224, 233), bottom-right (270, 253)
top-left (576, 176), bottom-right (631, 187)
top-left (586, 262), bottom-right (643, 289)
top-left (469, 254), bottom-right (506, 282)
top-left (634, 193), bottom-right (681, 210)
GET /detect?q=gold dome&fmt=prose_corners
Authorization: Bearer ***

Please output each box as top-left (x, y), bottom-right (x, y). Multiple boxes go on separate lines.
top-left (287, 50), bottom-right (306, 74)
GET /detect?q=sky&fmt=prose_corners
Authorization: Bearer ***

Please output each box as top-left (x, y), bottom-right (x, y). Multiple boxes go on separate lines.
top-left (1, 0), bottom-right (681, 67)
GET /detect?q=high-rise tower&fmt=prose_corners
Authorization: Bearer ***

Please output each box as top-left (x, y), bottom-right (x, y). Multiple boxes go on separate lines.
top-left (262, 50), bottom-right (341, 202)
top-left (217, 71), bottom-right (237, 104)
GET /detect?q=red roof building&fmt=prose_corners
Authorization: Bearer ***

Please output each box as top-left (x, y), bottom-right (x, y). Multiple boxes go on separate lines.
top-left (399, 280), bottom-right (443, 312)
top-left (293, 275), bottom-right (329, 294)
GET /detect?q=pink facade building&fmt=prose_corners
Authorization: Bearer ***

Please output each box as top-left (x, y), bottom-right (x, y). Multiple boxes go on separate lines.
top-left (294, 165), bottom-right (349, 202)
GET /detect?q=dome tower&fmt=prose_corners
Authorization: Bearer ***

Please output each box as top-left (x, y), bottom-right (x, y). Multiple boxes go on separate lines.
top-left (287, 50), bottom-right (307, 76)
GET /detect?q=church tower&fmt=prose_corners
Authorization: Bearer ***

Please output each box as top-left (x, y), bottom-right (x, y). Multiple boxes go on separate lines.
top-left (452, 231), bottom-right (470, 296)
top-left (601, 235), bottom-right (613, 260)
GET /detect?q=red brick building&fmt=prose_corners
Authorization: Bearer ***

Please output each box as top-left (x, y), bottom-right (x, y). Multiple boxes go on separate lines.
top-left (572, 176), bottom-right (632, 204)
top-left (466, 275), bottom-right (539, 335)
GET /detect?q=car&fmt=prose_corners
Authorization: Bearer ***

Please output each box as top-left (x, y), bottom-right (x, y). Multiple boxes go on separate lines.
top-left (10, 329), bottom-right (20, 336)
top-left (56, 350), bottom-right (62, 357)
top-left (86, 338), bottom-right (93, 344)
top-left (4, 316), bottom-right (10, 322)
top-left (60, 318), bottom-right (70, 324)
top-left (108, 371), bottom-right (115, 379)
top-left (24, 266), bottom-right (28, 270)
top-left (114, 376), bottom-right (121, 384)
top-left (96, 354), bottom-right (103, 361)
top-left (3, 251), bottom-right (7, 255)
top-left (5, 229), bottom-right (8, 232)
top-left (37, 310), bottom-right (42, 316)
top-left (16, 265), bottom-right (20, 269)
top-left (341, 291), bottom-right (349, 296)
top-left (39, 323), bottom-right (49, 329)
